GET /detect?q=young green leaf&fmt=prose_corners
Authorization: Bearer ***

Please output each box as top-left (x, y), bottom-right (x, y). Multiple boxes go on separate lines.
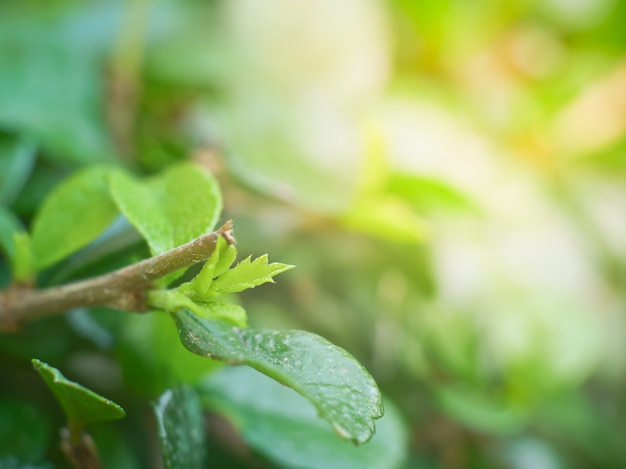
top-left (177, 236), bottom-right (237, 299)
top-left (153, 386), bottom-right (207, 469)
top-left (110, 162), bottom-right (222, 256)
top-left (172, 310), bottom-right (383, 445)
top-left (163, 162), bottom-right (223, 250)
top-left (110, 170), bottom-right (172, 255)
top-left (32, 359), bottom-right (125, 429)
top-left (0, 206), bottom-right (33, 281)
top-left (199, 367), bottom-right (408, 469)
top-left (148, 289), bottom-right (247, 327)
top-left (31, 166), bottom-right (119, 270)
top-left (210, 254), bottom-right (294, 295)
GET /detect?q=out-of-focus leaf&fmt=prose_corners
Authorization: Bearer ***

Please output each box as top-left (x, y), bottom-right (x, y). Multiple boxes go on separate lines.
top-left (153, 386), bottom-right (206, 469)
top-left (435, 385), bottom-right (528, 435)
top-left (0, 398), bottom-right (51, 464)
top-left (90, 424), bottom-right (142, 469)
top-left (503, 438), bottom-right (564, 469)
top-left (32, 359), bottom-right (125, 428)
top-left (0, 135), bottom-right (36, 205)
top-left (0, 11), bottom-right (115, 165)
top-left (30, 166), bottom-right (119, 270)
top-left (0, 457), bottom-right (53, 469)
top-left (116, 312), bottom-right (222, 398)
top-left (111, 163), bottom-right (222, 256)
top-left (200, 366), bottom-right (408, 469)
top-left (0, 207), bottom-right (23, 262)
top-left (172, 309), bottom-right (383, 445)
top-left (386, 173), bottom-right (480, 214)
top-left (342, 197), bottom-right (427, 244)
top-left (0, 206), bottom-right (33, 281)
top-left (209, 254), bottom-right (294, 295)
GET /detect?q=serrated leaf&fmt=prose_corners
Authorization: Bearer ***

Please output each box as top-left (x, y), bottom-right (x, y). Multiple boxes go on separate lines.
top-left (172, 310), bottom-right (383, 445)
top-left (200, 367), bottom-right (408, 469)
top-left (32, 359), bottom-right (125, 428)
top-left (153, 386), bottom-right (206, 469)
top-left (31, 166), bottom-right (119, 270)
top-left (210, 255), bottom-right (294, 295)
top-left (178, 236), bottom-right (236, 300)
top-left (111, 163), bottom-right (222, 256)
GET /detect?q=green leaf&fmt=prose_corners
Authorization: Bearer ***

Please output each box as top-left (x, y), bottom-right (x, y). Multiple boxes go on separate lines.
top-left (110, 170), bottom-right (172, 255)
top-left (111, 162), bottom-right (222, 256)
top-left (435, 385), bottom-right (528, 435)
top-left (30, 166), bottom-right (119, 270)
top-left (0, 134), bottom-right (37, 205)
top-left (163, 163), bottom-right (222, 250)
top-left (153, 386), bottom-right (207, 469)
top-left (210, 254), bottom-right (294, 295)
top-left (200, 367), bottom-right (408, 469)
top-left (386, 173), bottom-right (480, 215)
top-left (147, 285), bottom-right (248, 327)
top-left (342, 197), bottom-right (427, 244)
top-left (148, 289), bottom-right (248, 328)
top-left (177, 236), bottom-right (237, 299)
top-left (0, 206), bottom-right (33, 281)
top-left (32, 359), bottom-right (125, 429)
top-left (172, 310), bottom-right (383, 445)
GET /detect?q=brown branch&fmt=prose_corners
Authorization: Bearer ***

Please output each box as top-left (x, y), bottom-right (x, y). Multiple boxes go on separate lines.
top-left (0, 221), bottom-right (234, 332)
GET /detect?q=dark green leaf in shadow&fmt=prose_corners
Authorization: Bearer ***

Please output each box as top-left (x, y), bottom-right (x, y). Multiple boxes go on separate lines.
top-left (30, 166), bottom-right (119, 270)
top-left (0, 398), bottom-right (52, 464)
top-left (32, 359), bottom-right (125, 429)
top-left (199, 366), bottom-right (408, 469)
top-left (116, 312), bottom-right (222, 398)
top-left (153, 386), bottom-right (207, 469)
top-left (172, 309), bottom-right (383, 445)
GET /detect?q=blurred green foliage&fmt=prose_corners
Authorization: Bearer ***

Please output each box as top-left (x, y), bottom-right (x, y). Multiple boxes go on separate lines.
top-left (2, 0), bottom-right (626, 467)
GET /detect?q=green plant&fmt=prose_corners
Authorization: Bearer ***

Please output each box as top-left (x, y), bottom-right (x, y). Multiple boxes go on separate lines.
top-left (0, 162), bottom-right (386, 468)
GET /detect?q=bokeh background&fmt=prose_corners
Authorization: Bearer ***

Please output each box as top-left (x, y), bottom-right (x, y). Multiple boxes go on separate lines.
top-left (2, 0), bottom-right (626, 467)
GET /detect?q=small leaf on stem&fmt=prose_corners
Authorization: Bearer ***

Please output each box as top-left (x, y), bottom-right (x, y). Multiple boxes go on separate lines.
top-left (32, 359), bottom-right (125, 431)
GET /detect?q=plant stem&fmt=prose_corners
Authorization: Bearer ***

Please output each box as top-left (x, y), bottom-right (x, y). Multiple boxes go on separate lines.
top-left (60, 427), bottom-right (103, 469)
top-left (0, 221), bottom-right (234, 332)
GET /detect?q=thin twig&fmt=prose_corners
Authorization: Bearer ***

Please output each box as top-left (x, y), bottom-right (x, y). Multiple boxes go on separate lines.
top-left (0, 221), bottom-right (234, 332)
